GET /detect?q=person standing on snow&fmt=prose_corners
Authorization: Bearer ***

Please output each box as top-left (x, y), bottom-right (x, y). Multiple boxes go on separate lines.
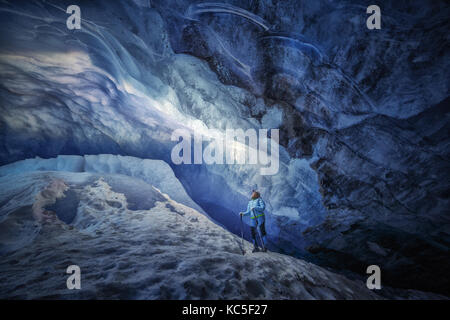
top-left (240, 191), bottom-right (267, 252)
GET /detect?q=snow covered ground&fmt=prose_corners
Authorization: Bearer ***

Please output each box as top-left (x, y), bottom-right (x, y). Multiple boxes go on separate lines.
top-left (0, 159), bottom-right (445, 299)
top-left (0, 162), bottom-right (380, 299)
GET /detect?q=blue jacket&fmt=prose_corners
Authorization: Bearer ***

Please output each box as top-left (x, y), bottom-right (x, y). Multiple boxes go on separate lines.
top-left (242, 197), bottom-right (265, 227)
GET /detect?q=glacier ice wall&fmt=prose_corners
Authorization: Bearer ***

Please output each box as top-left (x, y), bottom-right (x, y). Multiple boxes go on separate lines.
top-left (0, 0), bottom-right (449, 294)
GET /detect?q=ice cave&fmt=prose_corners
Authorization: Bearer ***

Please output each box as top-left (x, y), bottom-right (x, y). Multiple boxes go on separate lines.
top-left (0, 0), bottom-right (448, 299)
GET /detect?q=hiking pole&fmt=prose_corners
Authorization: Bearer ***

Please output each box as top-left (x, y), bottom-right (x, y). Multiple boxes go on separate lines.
top-left (239, 214), bottom-right (245, 255)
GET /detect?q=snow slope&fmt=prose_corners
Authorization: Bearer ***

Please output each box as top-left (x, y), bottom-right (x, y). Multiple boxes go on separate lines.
top-left (0, 168), bottom-right (383, 299)
top-left (1, 164), bottom-right (447, 299)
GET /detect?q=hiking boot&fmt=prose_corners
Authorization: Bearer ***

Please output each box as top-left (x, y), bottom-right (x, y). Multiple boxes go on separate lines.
top-left (261, 247), bottom-right (267, 252)
top-left (252, 246), bottom-right (260, 253)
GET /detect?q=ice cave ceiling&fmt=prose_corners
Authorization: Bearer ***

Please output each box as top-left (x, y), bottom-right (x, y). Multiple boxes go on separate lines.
top-left (0, 0), bottom-right (449, 294)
